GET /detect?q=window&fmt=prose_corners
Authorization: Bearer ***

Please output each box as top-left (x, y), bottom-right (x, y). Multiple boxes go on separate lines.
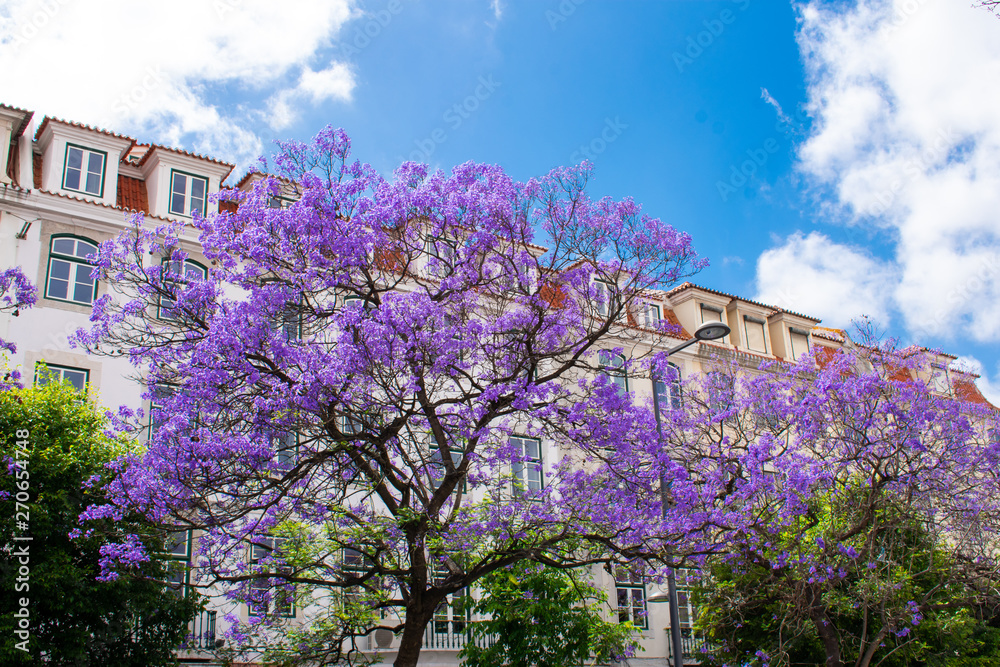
top-left (429, 444), bottom-right (463, 490)
top-left (431, 565), bottom-right (470, 635)
top-left (249, 537), bottom-right (294, 617)
top-left (425, 237), bottom-right (456, 278)
top-left (162, 530), bottom-right (192, 596)
top-left (169, 170), bottom-right (208, 217)
top-left (35, 363), bottom-right (89, 392)
top-left (340, 413), bottom-right (363, 436)
top-left (639, 301), bottom-right (661, 329)
top-left (594, 280), bottom-right (614, 317)
top-left (599, 350), bottom-right (628, 395)
top-left (674, 569), bottom-right (699, 630)
top-left (615, 564), bottom-right (647, 629)
top-left (46, 236), bottom-right (99, 305)
top-left (62, 144), bottom-right (106, 196)
top-left (341, 547), bottom-right (369, 608)
top-left (510, 436), bottom-right (543, 494)
top-left (158, 258), bottom-right (208, 319)
top-left (273, 431), bottom-right (298, 466)
top-left (707, 371), bottom-right (735, 422)
top-left (931, 364), bottom-right (950, 394)
top-left (655, 362), bottom-right (682, 419)
top-left (147, 383), bottom-right (175, 439)
top-left (743, 315), bottom-right (767, 353)
top-left (789, 327), bottom-right (810, 361)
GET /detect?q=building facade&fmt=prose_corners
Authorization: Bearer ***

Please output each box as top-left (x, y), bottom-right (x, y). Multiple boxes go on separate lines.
top-left (1, 104), bottom-right (993, 666)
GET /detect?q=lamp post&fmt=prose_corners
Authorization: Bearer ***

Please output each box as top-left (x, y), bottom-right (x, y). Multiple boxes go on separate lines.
top-left (648, 321), bottom-right (731, 667)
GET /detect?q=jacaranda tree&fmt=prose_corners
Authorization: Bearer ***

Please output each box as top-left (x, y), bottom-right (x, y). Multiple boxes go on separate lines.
top-left (663, 343), bottom-right (1000, 667)
top-left (75, 128), bottom-right (720, 666)
top-left (0, 266), bottom-right (36, 389)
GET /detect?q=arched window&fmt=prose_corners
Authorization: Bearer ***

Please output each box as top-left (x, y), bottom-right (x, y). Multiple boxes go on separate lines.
top-left (158, 258), bottom-right (208, 319)
top-left (654, 362), bottom-right (682, 419)
top-left (599, 350), bottom-right (628, 395)
top-left (45, 236), bottom-right (99, 305)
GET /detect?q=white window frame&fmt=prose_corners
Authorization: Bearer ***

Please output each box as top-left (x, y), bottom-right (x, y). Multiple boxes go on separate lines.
top-left (425, 236), bottom-right (456, 278)
top-left (614, 564), bottom-right (648, 629)
top-left (599, 350), bottom-right (628, 395)
top-left (655, 362), bottom-right (682, 419)
top-left (249, 537), bottom-right (295, 618)
top-left (510, 436), bottom-right (543, 495)
top-left (158, 257), bottom-right (208, 320)
top-left (169, 170), bottom-right (209, 218)
top-left (34, 363), bottom-right (89, 393)
top-left (639, 301), bottom-right (661, 329)
top-left (45, 236), bottom-right (99, 305)
top-left (62, 144), bottom-right (106, 196)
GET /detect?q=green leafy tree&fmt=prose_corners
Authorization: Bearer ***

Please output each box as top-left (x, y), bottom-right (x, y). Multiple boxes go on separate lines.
top-left (0, 378), bottom-right (202, 666)
top-left (458, 561), bottom-right (641, 667)
top-left (693, 487), bottom-right (1000, 667)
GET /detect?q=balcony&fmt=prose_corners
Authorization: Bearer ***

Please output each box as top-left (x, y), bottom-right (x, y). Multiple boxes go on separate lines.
top-left (421, 620), bottom-right (495, 651)
top-left (666, 629), bottom-right (709, 665)
top-left (181, 610), bottom-right (218, 651)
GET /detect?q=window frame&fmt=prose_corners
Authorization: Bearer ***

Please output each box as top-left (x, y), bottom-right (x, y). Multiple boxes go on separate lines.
top-left (789, 327), bottom-right (811, 361)
top-left (599, 350), bottom-right (628, 395)
top-left (249, 537), bottom-right (296, 618)
top-left (61, 143), bottom-right (107, 197)
top-left (639, 301), bottom-right (661, 329)
top-left (654, 362), bottom-right (682, 419)
top-left (157, 257), bottom-right (209, 320)
top-left (425, 236), bottom-right (457, 278)
top-left (34, 363), bottom-right (90, 393)
top-left (614, 564), bottom-right (648, 629)
top-left (743, 315), bottom-right (768, 354)
top-left (510, 435), bottom-right (543, 495)
top-left (44, 235), bottom-right (100, 306)
top-left (162, 529), bottom-right (193, 597)
top-left (168, 169), bottom-right (209, 218)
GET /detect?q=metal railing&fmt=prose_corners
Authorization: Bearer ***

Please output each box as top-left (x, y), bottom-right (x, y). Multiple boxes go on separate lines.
top-left (665, 629), bottom-right (709, 664)
top-left (182, 610), bottom-right (217, 650)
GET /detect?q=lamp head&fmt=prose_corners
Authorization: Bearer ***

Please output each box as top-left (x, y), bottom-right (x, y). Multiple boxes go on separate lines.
top-left (693, 321), bottom-right (731, 342)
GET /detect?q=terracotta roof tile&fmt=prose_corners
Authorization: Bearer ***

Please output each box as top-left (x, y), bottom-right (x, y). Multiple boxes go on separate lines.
top-left (134, 143), bottom-right (235, 180)
top-left (668, 282), bottom-right (821, 323)
top-left (116, 175), bottom-right (149, 214)
top-left (0, 104), bottom-right (34, 139)
top-left (35, 116), bottom-right (136, 144)
top-left (954, 379), bottom-right (994, 408)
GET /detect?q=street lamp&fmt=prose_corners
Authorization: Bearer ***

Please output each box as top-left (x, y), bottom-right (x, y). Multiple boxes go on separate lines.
top-left (648, 320), bottom-right (731, 667)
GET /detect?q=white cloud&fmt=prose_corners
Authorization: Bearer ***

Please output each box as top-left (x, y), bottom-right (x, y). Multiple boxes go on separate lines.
top-left (490, 0), bottom-right (504, 21)
top-left (0, 0), bottom-right (358, 170)
top-left (267, 62), bottom-right (354, 130)
top-left (755, 231), bottom-right (895, 326)
top-left (791, 0), bottom-right (1000, 343)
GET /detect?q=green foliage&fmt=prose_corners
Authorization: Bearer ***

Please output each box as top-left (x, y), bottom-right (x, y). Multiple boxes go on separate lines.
top-left (459, 562), bottom-right (641, 667)
top-left (0, 380), bottom-right (202, 666)
top-left (693, 487), bottom-right (1000, 667)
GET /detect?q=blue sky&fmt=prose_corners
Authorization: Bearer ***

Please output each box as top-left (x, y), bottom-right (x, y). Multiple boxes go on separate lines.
top-left (3, 0), bottom-right (999, 400)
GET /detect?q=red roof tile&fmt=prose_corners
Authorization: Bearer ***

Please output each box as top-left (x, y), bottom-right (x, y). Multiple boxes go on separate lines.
top-left (134, 143), bottom-right (235, 180)
top-left (35, 116), bottom-right (136, 144)
top-left (32, 152), bottom-right (41, 189)
top-left (954, 379), bottom-right (994, 407)
top-left (116, 175), bottom-right (149, 214)
top-left (668, 281), bottom-right (821, 323)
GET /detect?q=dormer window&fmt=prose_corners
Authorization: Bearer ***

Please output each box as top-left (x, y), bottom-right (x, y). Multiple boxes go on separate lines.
top-left (62, 145), bottom-right (106, 196)
top-left (743, 315), bottom-right (767, 353)
top-left (789, 327), bottom-right (810, 361)
top-left (169, 170), bottom-right (208, 217)
top-left (638, 301), bottom-right (661, 328)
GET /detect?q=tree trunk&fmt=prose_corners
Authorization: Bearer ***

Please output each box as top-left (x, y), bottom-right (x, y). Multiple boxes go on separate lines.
top-left (809, 607), bottom-right (843, 667)
top-left (393, 608), bottom-right (434, 667)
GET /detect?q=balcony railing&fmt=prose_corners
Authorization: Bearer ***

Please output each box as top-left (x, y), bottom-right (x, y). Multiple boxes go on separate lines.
top-left (422, 620), bottom-right (495, 650)
top-left (181, 610), bottom-right (217, 651)
top-left (666, 629), bottom-right (709, 665)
